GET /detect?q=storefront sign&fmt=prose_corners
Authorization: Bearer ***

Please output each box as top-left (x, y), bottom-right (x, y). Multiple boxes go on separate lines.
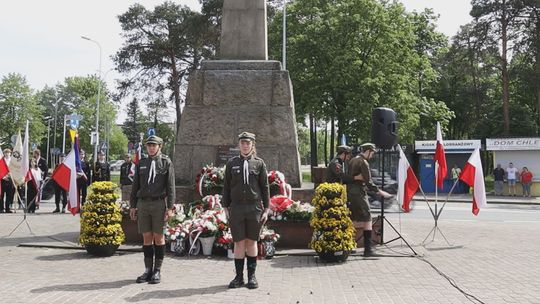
top-left (415, 140), bottom-right (481, 153)
top-left (486, 138), bottom-right (540, 151)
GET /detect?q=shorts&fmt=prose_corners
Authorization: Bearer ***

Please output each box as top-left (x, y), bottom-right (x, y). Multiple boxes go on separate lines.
top-left (347, 186), bottom-right (371, 222)
top-left (137, 199), bottom-right (166, 234)
top-left (229, 202), bottom-right (264, 242)
top-left (508, 179), bottom-right (516, 186)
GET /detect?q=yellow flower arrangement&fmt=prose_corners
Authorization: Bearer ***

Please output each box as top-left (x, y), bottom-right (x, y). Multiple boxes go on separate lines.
top-left (310, 183), bottom-right (356, 261)
top-left (79, 182), bottom-right (125, 248)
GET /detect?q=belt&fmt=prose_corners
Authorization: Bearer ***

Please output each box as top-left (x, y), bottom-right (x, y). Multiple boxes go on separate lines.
top-left (140, 196), bottom-right (164, 201)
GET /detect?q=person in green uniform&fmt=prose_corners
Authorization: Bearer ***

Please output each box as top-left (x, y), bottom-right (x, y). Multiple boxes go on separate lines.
top-left (129, 135), bottom-right (175, 284)
top-left (347, 143), bottom-right (391, 256)
top-left (326, 145), bottom-right (353, 183)
top-left (222, 132), bottom-right (270, 289)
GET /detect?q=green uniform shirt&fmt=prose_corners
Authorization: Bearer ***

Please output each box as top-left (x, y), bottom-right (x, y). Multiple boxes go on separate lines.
top-left (222, 155), bottom-right (270, 208)
top-left (347, 154), bottom-right (379, 193)
top-left (326, 156), bottom-right (354, 184)
top-left (129, 153), bottom-right (176, 209)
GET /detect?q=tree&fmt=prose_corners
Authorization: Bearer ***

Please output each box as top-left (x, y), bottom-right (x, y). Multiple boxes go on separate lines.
top-left (470, 0), bottom-right (524, 136)
top-left (122, 98), bottom-right (147, 144)
top-left (114, 2), bottom-right (216, 136)
top-left (0, 73), bottom-right (46, 147)
top-left (268, 0), bottom-right (454, 144)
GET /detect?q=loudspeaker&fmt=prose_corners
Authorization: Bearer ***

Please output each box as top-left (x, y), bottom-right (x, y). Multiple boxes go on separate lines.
top-left (371, 107), bottom-right (398, 149)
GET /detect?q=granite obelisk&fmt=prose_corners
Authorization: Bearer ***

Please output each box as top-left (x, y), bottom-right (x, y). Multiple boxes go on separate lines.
top-left (174, 0), bottom-right (302, 187)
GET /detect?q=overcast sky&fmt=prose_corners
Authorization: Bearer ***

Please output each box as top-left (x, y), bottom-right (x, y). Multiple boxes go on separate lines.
top-left (0, 0), bottom-right (472, 123)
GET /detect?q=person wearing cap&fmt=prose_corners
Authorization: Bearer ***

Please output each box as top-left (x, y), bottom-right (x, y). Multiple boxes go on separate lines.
top-left (92, 151), bottom-right (111, 182)
top-left (120, 153), bottom-right (133, 201)
top-left (347, 143), bottom-right (391, 256)
top-left (0, 148), bottom-right (14, 213)
top-left (53, 153), bottom-right (68, 213)
top-left (326, 145), bottom-right (353, 183)
top-left (77, 150), bottom-right (92, 207)
top-left (129, 135), bottom-right (175, 285)
top-left (222, 131), bottom-right (270, 289)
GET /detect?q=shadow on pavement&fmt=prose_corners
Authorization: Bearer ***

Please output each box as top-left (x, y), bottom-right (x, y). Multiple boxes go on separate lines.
top-left (30, 279), bottom-right (134, 293)
top-left (124, 285), bottom-right (229, 302)
top-left (0, 232), bottom-right (79, 247)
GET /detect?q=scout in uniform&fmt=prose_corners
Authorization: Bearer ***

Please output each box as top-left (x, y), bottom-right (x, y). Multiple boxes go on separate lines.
top-left (347, 143), bottom-right (391, 256)
top-left (326, 145), bottom-right (353, 183)
top-left (93, 151), bottom-right (110, 182)
top-left (222, 132), bottom-right (270, 289)
top-left (129, 135), bottom-right (175, 284)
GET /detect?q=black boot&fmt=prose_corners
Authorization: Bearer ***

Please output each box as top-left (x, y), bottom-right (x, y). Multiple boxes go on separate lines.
top-left (363, 230), bottom-right (374, 257)
top-left (136, 258), bottom-right (153, 283)
top-left (150, 245), bottom-right (165, 284)
top-left (246, 256), bottom-right (258, 289)
top-left (136, 245), bottom-right (154, 283)
top-left (228, 258), bottom-right (245, 288)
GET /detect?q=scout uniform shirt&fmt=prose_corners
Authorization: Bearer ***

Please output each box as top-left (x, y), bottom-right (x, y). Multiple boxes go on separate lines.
top-left (130, 153), bottom-right (175, 209)
top-left (222, 155), bottom-right (270, 209)
top-left (347, 154), bottom-right (380, 193)
top-left (326, 156), bottom-right (356, 184)
top-left (93, 161), bottom-right (111, 182)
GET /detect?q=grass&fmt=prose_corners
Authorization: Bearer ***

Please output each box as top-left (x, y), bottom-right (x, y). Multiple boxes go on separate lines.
top-left (302, 171), bottom-right (311, 183)
top-left (484, 174), bottom-right (494, 193)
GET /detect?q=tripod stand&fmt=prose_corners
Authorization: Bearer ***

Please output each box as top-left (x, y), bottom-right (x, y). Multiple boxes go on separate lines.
top-left (3, 181), bottom-right (35, 238)
top-left (372, 148), bottom-right (417, 256)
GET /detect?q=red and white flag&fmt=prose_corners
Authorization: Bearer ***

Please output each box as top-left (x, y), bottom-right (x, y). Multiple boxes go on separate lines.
top-left (434, 122), bottom-right (447, 189)
top-left (51, 150), bottom-right (79, 215)
top-left (129, 143), bottom-right (141, 178)
top-left (397, 145), bottom-right (420, 212)
top-left (459, 149), bottom-right (487, 215)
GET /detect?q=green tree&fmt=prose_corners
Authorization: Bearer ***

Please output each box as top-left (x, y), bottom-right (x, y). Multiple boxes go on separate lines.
top-left (114, 2), bottom-right (216, 136)
top-left (0, 73), bottom-right (46, 147)
top-left (122, 98), bottom-right (147, 144)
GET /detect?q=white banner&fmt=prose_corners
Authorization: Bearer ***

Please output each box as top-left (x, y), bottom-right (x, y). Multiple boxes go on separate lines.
top-left (486, 138), bottom-right (540, 151)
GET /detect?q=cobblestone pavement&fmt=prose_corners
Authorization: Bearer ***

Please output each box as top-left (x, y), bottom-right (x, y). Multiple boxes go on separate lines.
top-left (1, 202), bottom-right (539, 304)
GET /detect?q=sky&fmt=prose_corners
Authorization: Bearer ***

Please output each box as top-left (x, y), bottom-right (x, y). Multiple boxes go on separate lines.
top-left (0, 0), bottom-right (472, 123)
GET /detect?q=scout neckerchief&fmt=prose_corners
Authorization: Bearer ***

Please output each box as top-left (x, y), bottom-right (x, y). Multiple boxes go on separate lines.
top-left (241, 153), bottom-right (253, 185)
top-left (148, 153), bottom-right (161, 184)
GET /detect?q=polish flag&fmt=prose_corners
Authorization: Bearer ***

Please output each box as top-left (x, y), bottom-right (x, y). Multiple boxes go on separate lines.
top-left (397, 145), bottom-right (420, 212)
top-left (129, 142), bottom-right (141, 179)
top-left (0, 148), bottom-right (9, 196)
top-left (459, 149), bottom-right (487, 215)
top-left (51, 150), bottom-right (79, 215)
top-left (434, 122), bottom-right (447, 189)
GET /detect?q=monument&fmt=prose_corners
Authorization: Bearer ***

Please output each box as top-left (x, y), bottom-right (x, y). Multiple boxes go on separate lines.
top-left (174, 0), bottom-right (302, 188)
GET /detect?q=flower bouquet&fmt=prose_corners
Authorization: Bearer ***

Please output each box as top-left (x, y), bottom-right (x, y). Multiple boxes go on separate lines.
top-left (195, 164), bottom-right (225, 197)
top-left (79, 182), bottom-right (125, 257)
top-left (258, 227), bottom-right (280, 259)
top-left (283, 201), bottom-right (315, 221)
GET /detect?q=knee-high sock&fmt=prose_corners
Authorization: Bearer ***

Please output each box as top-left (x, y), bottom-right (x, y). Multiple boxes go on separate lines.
top-left (246, 256), bottom-right (257, 277)
top-left (363, 230), bottom-right (372, 250)
top-left (234, 258), bottom-right (245, 277)
top-left (143, 245), bottom-right (154, 269)
top-left (154, 244), bottom-right (165, 271)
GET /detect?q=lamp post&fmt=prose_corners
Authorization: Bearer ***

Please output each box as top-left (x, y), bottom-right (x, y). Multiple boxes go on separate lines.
top-left (81, 35), bottom-right (102, 165)
top-left (282, 0), bottom-right (287, 70)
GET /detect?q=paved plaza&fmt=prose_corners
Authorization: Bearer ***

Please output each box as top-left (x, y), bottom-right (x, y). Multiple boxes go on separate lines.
top-left (1, 200), bottom-right (540, 304)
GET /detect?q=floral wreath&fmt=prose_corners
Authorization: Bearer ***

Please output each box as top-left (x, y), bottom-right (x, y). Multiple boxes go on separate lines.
top-left (195, 164), bottom-right (225, 197)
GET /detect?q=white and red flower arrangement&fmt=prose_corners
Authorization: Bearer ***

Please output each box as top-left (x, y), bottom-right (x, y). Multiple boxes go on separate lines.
top-left (216, 230), bottom-right (233, 250)
top-left (268, 170), bottom-right (292, 198)
top-left (260, 226), bottom-right (280, 243)
top-left (195, 164), bottom-right (225, 196)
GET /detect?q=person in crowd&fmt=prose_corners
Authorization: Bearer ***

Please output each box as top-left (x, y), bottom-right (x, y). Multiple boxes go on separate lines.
top-left (506, 162), bottom-right (518, 196)
top-left (27, 158), bottom-right (42, 213)
top-left (520, 167), bottom-right (533, 198)
top-left (93, 151), bottom-right (111, 182)
top-left (326, 145), bottom-right (353, 183)
top-left (77, 150), bottom-right (92, 208)
top-left (120, 153), bottom-right (133, 200)
top-left (493, 164), bottom-right (505, 196)
top-left (53, 153), bottom-right (67, 213)
top-left (451, 164), bottom-right (462, 192)
top-left (0, 148), bottom-right (14, 213)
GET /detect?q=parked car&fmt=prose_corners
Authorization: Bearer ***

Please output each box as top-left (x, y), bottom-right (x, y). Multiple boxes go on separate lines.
top-left (110, 160), bottom-right (125, 171)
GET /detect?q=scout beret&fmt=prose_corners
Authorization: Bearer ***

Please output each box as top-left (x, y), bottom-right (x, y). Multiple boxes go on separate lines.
top-left (238, 131), bottom-right (256, 141)
top-left (361, 143), bottom-right (377, 152)
top-left (146, 135), bottom-right (163, 145)
top-left (336, 145), bottom-right (352, 154)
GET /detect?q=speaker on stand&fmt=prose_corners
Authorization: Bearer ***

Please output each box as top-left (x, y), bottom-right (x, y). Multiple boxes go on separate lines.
top-left (371, 107), bottom-right (416, 255)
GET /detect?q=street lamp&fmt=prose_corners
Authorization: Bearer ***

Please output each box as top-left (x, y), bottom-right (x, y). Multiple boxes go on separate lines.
top-left (81, 35), bottom-right (102, 166)
top-left (282, 0), bottom-right (287, 70)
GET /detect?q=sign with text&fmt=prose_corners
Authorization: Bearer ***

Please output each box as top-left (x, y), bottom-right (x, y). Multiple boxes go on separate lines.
top-left (216, 145), bottom-right (240, 166)
top-left (486, 138), bottom-right (540, 151)
top-left (415, 140), bottom-right (481, 153)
